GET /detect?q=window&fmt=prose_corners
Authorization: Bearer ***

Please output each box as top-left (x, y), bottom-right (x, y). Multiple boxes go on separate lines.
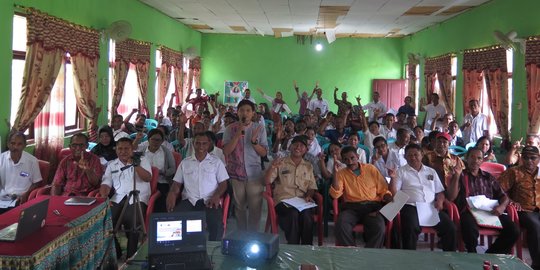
top-left (478, 50), bottom-right (513, 136)
top-left (432, 55), bottom-right (458, 112)
top-left (108, 39), bottom-right (139, 119)
top-left (405, 63), bottom-right (420, 115)
top-left (10, 14), bottom-right (83, 140)
top-left (154, 49), bottom-right (178, 113)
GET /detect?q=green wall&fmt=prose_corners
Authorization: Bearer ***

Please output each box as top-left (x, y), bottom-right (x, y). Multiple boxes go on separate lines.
top-left (0, 0), bottom-right (202, 143)
top-left (403, 0), bottom-right (540, 139)
top-left (201, 34), bottom-right (403, 113)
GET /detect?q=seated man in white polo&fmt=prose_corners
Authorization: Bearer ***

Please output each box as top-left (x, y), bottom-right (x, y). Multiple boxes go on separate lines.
top-left (0, 132), bottom-right (43, 213)
top-left (389, 143), bottom-right (457, 251)
top-left (100, 137), bottom-right (152, 259)
top-left (166, 132), bottom-right (229, 241)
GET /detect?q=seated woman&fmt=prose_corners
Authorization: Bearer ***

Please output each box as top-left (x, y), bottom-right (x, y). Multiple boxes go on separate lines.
top-left (91, 125), bottom-right (117, 167)
top-left (319, 142), bottom-right (346, 180)
top-left (135, 129), bottom-right (176, 212)
top-left (345, 133), bottom-right (367, 163)
top-left (476, 136), bottom-right (497, 163)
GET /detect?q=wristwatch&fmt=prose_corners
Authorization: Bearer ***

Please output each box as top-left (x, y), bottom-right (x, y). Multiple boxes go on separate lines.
top-left (251, 139), bottom-right (258, 145)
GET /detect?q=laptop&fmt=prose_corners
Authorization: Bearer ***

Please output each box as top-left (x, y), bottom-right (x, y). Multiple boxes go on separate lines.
top-left (0, 198), bottom-right (49, 242)
top-left (148, 211), bottom-right (211, 270)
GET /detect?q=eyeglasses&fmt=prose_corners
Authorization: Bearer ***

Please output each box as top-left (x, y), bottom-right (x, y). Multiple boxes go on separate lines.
top-left (70, 143), bottom-right (86, 148)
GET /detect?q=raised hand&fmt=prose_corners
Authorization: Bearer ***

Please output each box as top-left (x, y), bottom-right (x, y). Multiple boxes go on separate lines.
top-left (333, 154), bottom-right (341, 173)
top-left (293, 80), bottom-right (298, 89)
top-left (131, 108), bottom-right (138, 113)
top-left (78, 155), bottom-right (90, 171)
top-left (334, 87), bottom-right (338, 92)
top-left (453, 160), bottom-right (464, 176)
top-left (419, 97), bottom-right (426, 106)
top-left (256, 88), bottom-right (264, 95)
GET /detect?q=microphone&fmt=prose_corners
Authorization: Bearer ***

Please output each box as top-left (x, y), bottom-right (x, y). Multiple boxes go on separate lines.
top-left (120, 164), bottom-right (134, 171)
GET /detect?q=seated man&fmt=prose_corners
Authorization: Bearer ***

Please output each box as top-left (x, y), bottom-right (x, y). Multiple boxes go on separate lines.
top-left (371, 137), bottom-right (401, 179)
top-left (124, 112), bottom-right (147, 134)
top-left (111, 114), bottom-right (130, 141)
top-left (330, 146), bottom-right (392, 247)
top-left (166, 132), bottom-right (229, 241)
top-left (0, 132), bottom-right (43, 213)
top-left (422, 132), bottom-right (465, 188)
top-left (389, 143), bottom-right (456, 251)
top-left (499, 146), bottom-right (540, 270)
top-left (265, 135), bottom-right (318, 245)
top-left (99, 137), bottom-right (152, 258)
top-left (52, 133), bottom-right (103, 196)
top-left (447, 147), bottom-right (519, 253)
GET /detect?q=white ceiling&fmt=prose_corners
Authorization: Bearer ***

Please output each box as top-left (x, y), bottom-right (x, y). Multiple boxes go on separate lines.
top-left (139, 0), bottom-right (491, 37)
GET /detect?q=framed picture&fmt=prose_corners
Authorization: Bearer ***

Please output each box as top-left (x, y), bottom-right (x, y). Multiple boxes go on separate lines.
top-left (224, 81), bottom-right (248, 106)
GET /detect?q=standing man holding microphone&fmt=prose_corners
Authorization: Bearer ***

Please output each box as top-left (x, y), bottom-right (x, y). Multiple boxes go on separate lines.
top-left (223, 100), bottom-right (268, 231)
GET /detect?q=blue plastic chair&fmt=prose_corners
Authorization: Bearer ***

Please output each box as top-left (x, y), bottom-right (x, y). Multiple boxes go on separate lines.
top-left (357, 143), bottom-right (371, 163)
top-left (87, 142), bottom-right (97, 151)
top-left (317, 135), bottom-right (330, 147)
top-left (465, 142), bottom-right (476, 150)
top-left (129, 132), bottom-right (148, 142)
top-left (449, 145), bottom-right (467, 156)
top-left (145, 119), bottom-right (158, 131)
top-left (357, 131), bottom-right (365, 144)
top-left (386, 137), bottom-right (397, 144)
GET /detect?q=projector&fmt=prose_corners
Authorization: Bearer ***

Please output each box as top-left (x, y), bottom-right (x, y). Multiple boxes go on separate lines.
top-left (222, 231), bottom-right (279, 262)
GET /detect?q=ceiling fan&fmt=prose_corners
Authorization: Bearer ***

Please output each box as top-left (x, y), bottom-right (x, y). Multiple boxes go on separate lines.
top-left (493, 30), bottom-right (525, 53)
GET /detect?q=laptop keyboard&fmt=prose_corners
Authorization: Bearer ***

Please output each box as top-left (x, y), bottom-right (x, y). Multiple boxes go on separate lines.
top-left (151, 252), bottom-right (209, 269)
top-left (0, 223), bottom-right (18, 240)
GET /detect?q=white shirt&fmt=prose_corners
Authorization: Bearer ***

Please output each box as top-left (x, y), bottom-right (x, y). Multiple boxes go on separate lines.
top-left (372, 151), bottom-right (400, 179)
top-left (462, 113), bottom-right (488, 145)
top-left (380, 126), bottom-right (397, 141)
top-left (326, 157), bottom-right (346, 175)
top-left (161, 117), bottom-right (173, 127)
top-left (0, 151), bottom-right (42, 196)
top-left (142, 146), bottom-right (166, 184)
top-left (363, 130), bottom-right (384, 151)
top-left (308, 139), bottom-right (322, 157)
top-left (102, 158), bottom-right (152, 204)
top-left (423, 104), bottom-right (447, 129)
top-left (388, 143), bottom-right (407, 166)
top-left (113, 129), bottom-right (130, 141)
top-left (307, 98), bottom-right (329, 115)
top-left (395, 164), bottom-right (444, 205)
top-left (173, 153), bottom-right (229, 206)
top-left (364, 101), bottom-right (387, 123)
top-left (210, 147), bottom-right (226, 164)
top-left (356, 148), bottom-right (367, 164)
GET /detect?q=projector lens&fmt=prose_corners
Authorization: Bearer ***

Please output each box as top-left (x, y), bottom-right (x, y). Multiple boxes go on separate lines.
top-left (249, 243), bottom-right (260, 254)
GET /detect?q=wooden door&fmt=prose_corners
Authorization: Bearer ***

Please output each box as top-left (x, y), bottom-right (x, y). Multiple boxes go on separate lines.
top-left (372, 79), bottom-right (407, 112)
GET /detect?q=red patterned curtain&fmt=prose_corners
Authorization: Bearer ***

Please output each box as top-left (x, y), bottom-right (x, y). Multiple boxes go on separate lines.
top-left (113, 39), bottom-right (151, 116)
top-left (463, 47), bottom-right (509, 139)
top-left (407, 63), bottom-right (417, 102)
top-left (187, 57), bottom-right (201, 93)
top-left (424, 54), bottom-right (454, 112)
top-left (136, 62), bottom-right (150, 116)
top-left (158, 47), bottom-right (182, 107)
top-left (70, 25), bottom-right (100, 142)
top-left (462, 70), bottom-right (483, 115)
top-left (525, 38), bottom-right (540, 134)
top-left (173, 57), bottom-right (184, 105)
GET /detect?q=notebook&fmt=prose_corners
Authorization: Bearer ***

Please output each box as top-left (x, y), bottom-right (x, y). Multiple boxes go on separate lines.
top-left (64, 197), bottom-right (96, 206)
top-left (148, 211), bottom-right (211, 270)
top-left (0, 198), bottom-right (49, 242)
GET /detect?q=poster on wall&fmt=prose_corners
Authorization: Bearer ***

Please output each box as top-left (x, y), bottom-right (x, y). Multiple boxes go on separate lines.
top-left (224, 81), bottom-right (248, 106)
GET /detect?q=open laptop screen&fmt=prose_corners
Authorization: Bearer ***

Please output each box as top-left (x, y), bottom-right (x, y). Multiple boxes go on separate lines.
top-left (149, 211), bottom-right (207, 254)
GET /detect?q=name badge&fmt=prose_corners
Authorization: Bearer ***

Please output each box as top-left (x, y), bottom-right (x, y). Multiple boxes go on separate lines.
top-left (427, 174), bottom-right (434, 181)
top-left (111, 170), bottom-right (119, 174)
top-left (281, 169), bottom-right (290, 175)
top-left (20, 172), bottom-right (29, 177)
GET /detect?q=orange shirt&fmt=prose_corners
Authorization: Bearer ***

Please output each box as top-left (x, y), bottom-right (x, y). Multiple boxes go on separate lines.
top-left (329, 163), bottom-right (390, 203)
top-left (498, 165), bottom-right (540, 212)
